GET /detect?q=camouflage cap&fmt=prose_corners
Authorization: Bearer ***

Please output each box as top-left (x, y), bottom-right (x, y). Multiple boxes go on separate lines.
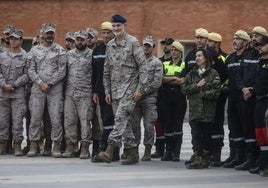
top-left (86, 27), bottom-right (98, 38)
top-left (3, 25), bottom-right (16, 34)
top-left (65, 32), bottom-right (75, 41)
top-left (42, 23), bottom-right (56, 33)
top-left (74, 30), bottom-right (88, 39)
top-left (143, 35), bottom-right (155, 47)
top-left (9, 28), bottom-right (23, 38)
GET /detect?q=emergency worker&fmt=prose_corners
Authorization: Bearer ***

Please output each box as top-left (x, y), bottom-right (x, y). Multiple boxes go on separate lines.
top-left (252, 36), bottom-right (268, 176)
top-left (151, 37), bottom-right (174, 159)
top-left (91, 22), bottom-right (120, 163)
top-left (130, 35), bottom-right (163, 161)
top-left (234, 27), bottom-right (267, 171)
top-left (62, 30), bottom-right (93, 159)
top-left (98, 14), bottom-right (148, 165)
top-left (183, 49), bottom-right (221, 169)
top-left (207, 32), bottom-right (228, 167)
top-left (223, 30), bottom-right (250, 168)
top-left (161, 41), bottom-right (187, 162)
top-left (0, 29), bottom-right (28, 156)
top-left (27, 23), bottom-right (66, 158)
top-left (185, 28), bottom-right (208, 74)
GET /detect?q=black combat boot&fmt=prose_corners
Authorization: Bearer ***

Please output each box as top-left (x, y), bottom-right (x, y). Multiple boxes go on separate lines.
top-left (151, 138), bottom-right (165, 158)
top-left (161, 136), bottom-right (173, 161)
top-left (172, 135), bottom-right (182, 162)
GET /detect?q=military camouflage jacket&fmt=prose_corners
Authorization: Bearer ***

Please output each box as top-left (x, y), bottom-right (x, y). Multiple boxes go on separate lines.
top-left (0, 48), bottom-right (28, 98)
top-left (182, 65), bottom-right (221, 123)
top-left (65, 47), bottom-right (93, 98)
top-left (103, 33), bottom-right (148, 99)
top-left (142, 55), bottom-right (163, 97)
top-left (28, 43), bottom-right (66, 93)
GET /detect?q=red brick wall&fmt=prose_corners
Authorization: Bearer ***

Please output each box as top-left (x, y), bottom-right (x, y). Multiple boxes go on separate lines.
top-left (1, 0), bottom-right (267, 53)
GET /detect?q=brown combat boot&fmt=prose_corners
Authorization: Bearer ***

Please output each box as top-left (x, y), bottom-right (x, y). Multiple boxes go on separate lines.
top-left (79, 141), bottom-right (90, 159)
top-left (62, 142), bottom-right (75, 158)
top-left (13, 139), bottom-right (23, 156)
top-left (98, 141), bottom-right (116, 163)
top-left (27, 141), bottom-right (38, 157)
top-left (141, 145), bottom-right (152, 161)
top-left (121, 147), bottom-right (139, 165)
top-left (52, 141), bottom-right (61, 158)
top-left (0, 139), bottom-right (7, 155)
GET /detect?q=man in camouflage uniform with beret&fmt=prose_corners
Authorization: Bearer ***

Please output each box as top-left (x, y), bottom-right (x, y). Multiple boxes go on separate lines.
top-left (27, 23), bottom-right (66, 158)
top-left (98, 14), bottom-right (148, 165)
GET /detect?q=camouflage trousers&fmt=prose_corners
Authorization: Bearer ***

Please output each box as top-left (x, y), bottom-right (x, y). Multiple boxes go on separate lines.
top-left (64, 96), bottom-right (93, 144)
top-left (0, 97), bottom-right (25, 140)
top-left (130, 96), bottom-right (157, 146)
top-left (108, 94), bottom-right (137, 148)
top-left (29, 92), bottom-right (63, 141)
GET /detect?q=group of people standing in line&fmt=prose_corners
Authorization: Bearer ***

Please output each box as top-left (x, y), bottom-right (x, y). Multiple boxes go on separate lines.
top-left (0, 13), bottom-right (267, 177)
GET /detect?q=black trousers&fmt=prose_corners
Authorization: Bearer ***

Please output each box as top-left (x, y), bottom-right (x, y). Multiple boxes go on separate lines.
top-left (190, 121), bottom-right (212, 156)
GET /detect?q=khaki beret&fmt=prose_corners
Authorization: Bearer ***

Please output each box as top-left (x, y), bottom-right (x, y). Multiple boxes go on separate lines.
top-left (172, 41), bottom-right (184, 52)
top-left (208, 32), bottom-right (222, 42)
top-left (252, 26), bottom-right (268, 37)
top-left (235, 30), bottom-right (250, 41)
top-left (195, 28), bottom-right (208, 38)
top-left (101, 22), bottom-right (113, 31)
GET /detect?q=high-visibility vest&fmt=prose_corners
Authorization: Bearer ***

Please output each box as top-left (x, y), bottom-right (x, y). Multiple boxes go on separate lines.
top-left (163, 60), bottom-right (185, 77)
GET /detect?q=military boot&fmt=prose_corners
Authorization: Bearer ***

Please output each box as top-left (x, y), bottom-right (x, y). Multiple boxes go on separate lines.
top-left (210, 148), bottom-right (223, 167)
top-left (92, 139), bottom-right (100, 158)
top-left (235, 143), bottom-right (258, 171)
top-left (172, 135), bottom-right (182, 162)
top-left (151, 139), bottom-right (165, 158)
top-left (62, 142), bottom-right (75, 158)
top-left (121, 147), bottom-right (139, 165)
top-left (112, 147), bottom-right (120, 162)
top-left (141, 145), bottom-right (152, 161)
top-left (0, 139), bottom-right (7, 155)
top-left (27, 140), bottom-right (38, 157)
top-left (43, 138), bottom-right (52, 156)
top-left (98, 141), bottom-right (116, 163)
top-left (13, 139), bottom-right (23, 156)
top-left (161, 136), bottom-right (173, 161)
top-left (223, 145), bottom-right (235, 164)
top-left (223, 148), bottom-right (244, 168)
top-left (121, 147), bottom-right (129, 160)
top-left (52, 141), bottom-right (61, 158)
top-left (185, 151), bottom-right (197, 165)
top-left (80, 141), bottom-right (90, 159)
top-left (186, 155), bottom-right (207, 169)
top-left (22, 140), bottom-right (30, 155)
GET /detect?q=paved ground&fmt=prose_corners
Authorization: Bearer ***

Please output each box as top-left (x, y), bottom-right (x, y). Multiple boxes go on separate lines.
top-left (0, 124), bottom-right (267, 188)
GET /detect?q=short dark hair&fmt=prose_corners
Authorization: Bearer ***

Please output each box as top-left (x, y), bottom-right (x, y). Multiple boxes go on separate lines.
top-left (196, 49), bottom-right (212, 66)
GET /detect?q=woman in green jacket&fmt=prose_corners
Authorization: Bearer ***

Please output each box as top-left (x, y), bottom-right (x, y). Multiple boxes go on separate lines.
top-left (182, 49), bottom-right (221, 169)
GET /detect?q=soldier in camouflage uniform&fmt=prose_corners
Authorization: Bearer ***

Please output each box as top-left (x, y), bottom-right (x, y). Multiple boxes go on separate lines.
top-left (0, 29), bottom-right (28, 156)
top-left (61, 30), bottom-right (93, 159)
top-left (130, 36), bottom-right (163, 161)
top-left (27, 23), bottom-right (66, 158)
top-left (64, 32), bottom-right (75, 51)
top-left (0, 25), bottom-right (15, 53)
top-left (98, 14), bottom-right (148, 165)
top-left (182, 49), bottom-right (221, 169)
